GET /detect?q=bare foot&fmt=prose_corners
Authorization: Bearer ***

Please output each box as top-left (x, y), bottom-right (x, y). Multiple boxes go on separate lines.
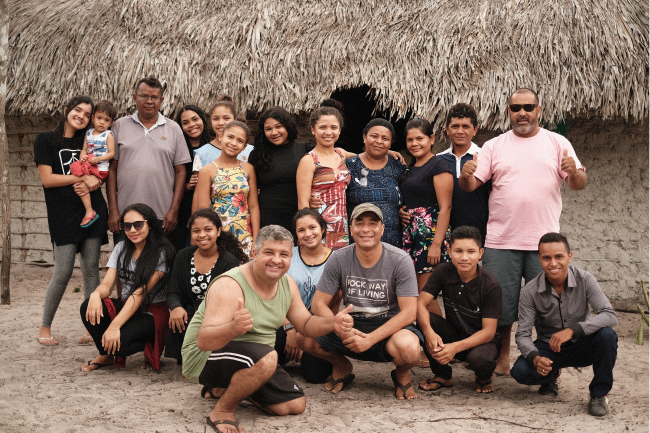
top-left (418, 376), bottom-right (453, 391)
top-left (392, 369), bottom-right (417, 400)
top-left (474, 378), bottom-right (494, 393)
top-left (208, 405), bottom-right (244, 433)
top-left (38, 327), bottom-right (59, 346)
top-left (78, 331), bottom-right (93, 345)
top-left (81, 354), bottom-right (113, 372)
top-left (323, 359), bottom-right (354, 394)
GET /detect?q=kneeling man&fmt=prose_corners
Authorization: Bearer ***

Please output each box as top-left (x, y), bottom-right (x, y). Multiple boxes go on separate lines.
top-left (299, 203), bottom-right (421, 399)
top-left (511, 233), bottom-right (618, 417)
top-left (182, 225), bottom-right (354, 433)
top-left (417, 226), bottom-right (502, 393)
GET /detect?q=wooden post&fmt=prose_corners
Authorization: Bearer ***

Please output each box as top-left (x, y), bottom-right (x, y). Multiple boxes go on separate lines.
top-left (0, 0), bottom-right (10, 305)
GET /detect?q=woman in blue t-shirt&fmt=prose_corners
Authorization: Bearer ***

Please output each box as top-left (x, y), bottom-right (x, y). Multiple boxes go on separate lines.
top-left (80, 203), bottom-right (175, 372)
top-left (276, 208), bottom-right (340, 383)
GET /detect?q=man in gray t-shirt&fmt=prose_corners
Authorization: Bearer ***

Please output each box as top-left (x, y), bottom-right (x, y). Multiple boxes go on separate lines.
top-left (298, 203), bottom-right (422, 400)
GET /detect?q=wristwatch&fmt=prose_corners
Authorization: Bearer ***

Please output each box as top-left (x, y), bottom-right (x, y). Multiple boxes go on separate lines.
top-left (283, 323), bottom-right (295, 332)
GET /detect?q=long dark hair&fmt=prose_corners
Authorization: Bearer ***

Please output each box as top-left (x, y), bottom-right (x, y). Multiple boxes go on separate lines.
top-left (52, 95), bottom-right (94, 149)
top-left (398, 118), bottom-right (434, 185)
top-left (175, 105), bottom-right (212, 152)
top-left (118, 203), bottom-right (176, 310)
top-left (188, 209), bottom-right (248, 263)
top-left (249, 106), bottom-right (298, 172)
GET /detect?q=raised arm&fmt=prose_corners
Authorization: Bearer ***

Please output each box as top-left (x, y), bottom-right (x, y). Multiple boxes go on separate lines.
top-left (459, 153), bottom-right (484, 192)
top-left (561, 149), bottom-right (588, 191)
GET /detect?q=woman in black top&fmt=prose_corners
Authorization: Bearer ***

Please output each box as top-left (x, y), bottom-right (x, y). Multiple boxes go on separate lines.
top-left (175, 105), bottom-right (213, 247)
top-left (249, 107), bottom-right (315, 233)
top-left (165, 209), bottom-right (247, 363)
top-left (34, 95), bottom-right (109, 345)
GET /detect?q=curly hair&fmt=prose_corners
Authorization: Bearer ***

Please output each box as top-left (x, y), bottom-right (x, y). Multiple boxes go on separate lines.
top-left (188, 209), bottom-right (248, 263)
top-left (445, 103), bottom-right (478, 128)
top-left (249, 107), bottom-right (298, 172)
top-left (118, 203), bottom-right (176, 312)
top-left (363, 118), bottom-right (395, 144)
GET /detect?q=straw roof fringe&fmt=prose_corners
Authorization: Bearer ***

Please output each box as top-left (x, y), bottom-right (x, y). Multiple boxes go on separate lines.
top-left (7, 0), bottom-right (649, 130)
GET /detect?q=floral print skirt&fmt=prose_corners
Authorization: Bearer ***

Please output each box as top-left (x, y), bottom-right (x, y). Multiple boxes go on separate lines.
top-left (402, 206), bottom-right (451, 273)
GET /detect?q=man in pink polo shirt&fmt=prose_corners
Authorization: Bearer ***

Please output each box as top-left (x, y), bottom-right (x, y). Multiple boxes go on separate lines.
top-left (459, 88), bottom-right (587, 376)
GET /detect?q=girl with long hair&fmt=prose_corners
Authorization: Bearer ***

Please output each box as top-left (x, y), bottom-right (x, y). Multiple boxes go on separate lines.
top-left (80, 203), bottom-right (175, 371)
top-left (34, 95), bottom-right (109, 346)
top-left (165, 208), bottom-right (247, 364)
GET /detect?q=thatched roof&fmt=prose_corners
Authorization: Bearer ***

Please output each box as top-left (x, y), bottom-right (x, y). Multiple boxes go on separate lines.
top-left (7, 0), bottom-right (649, 130)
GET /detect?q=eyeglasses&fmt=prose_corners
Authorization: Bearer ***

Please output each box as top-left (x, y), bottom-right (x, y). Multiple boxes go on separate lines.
top-left (136, 94), bottom-right (161, 102)
top-left (357, 168), bottom-right (369, 187)
top-left (122, 221), bottom-right (146, 231)
top-left (509, 104), bottom-right (537, 113)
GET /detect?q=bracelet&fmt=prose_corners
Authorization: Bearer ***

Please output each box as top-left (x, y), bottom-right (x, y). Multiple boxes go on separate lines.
top-left (283, 323), bottom-right (295, 332)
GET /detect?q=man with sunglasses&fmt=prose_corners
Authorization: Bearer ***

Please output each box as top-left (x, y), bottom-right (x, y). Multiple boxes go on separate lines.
top-left (107, 76), bottom-right (191, 252)
top-left (459, 88), bottom-right (587, 377)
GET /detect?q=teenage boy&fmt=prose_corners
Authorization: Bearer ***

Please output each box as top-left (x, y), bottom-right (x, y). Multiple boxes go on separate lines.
top-left (417, 226), bottom-right (502, 393)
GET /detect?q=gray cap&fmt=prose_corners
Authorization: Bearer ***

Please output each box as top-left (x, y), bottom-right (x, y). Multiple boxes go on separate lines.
top-left (350, 203), bottom-right (383, 222)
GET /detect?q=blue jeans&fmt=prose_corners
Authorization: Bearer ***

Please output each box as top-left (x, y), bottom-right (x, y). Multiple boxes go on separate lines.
top-left (510, 327), bottom-right (618, 398)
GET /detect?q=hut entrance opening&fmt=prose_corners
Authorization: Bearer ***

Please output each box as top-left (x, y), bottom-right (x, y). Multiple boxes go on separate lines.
top-left (330, 86), bottom-right (410, 155)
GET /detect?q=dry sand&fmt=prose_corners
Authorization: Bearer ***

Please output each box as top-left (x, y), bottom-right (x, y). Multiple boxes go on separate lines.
top-left (0, 263), bottom-right (648, 433)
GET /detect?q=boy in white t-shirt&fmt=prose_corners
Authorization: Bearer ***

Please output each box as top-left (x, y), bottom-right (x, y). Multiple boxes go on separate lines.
top-left (70, 100), bottom-right (117, 227)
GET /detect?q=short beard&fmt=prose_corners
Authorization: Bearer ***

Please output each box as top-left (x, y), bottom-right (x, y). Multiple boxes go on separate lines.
top-left (512, 120), bottom-right (536, 135)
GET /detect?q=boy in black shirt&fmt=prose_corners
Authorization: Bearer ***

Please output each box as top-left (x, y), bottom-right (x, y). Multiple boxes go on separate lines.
top-left (417, 226), bottom-right (502, 393)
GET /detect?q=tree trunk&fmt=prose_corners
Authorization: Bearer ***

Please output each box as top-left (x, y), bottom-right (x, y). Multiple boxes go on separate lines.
top-left (0, 0), bottom-right (11, 305)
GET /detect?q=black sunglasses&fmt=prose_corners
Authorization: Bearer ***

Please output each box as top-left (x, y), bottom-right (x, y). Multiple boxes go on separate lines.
top-left (122, 220), bottom-right (146, 231)
top-left (509, 104), bottom-right (537, 113)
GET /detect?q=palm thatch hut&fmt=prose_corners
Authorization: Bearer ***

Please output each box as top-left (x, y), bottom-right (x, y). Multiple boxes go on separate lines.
top-left (5, 0), bottom-right (649, 299)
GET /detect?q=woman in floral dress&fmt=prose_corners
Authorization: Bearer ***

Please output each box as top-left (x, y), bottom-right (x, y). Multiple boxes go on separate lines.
top-left (297, 106), bottom-right (353, 250)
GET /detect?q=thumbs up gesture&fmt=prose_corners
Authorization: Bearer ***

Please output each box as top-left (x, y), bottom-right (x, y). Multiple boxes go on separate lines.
top-left (334, 304), bottom-right (356, 336)
top-left (461, 152), bottom-right (479, 179)
top-left (560, 148), bottom-right (577, 176)
top-left (232, 298), bottom-right (253, 335)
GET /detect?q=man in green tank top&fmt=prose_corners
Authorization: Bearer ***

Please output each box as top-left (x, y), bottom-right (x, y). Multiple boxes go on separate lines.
top-left (182, 225), bottom-right (354, 433)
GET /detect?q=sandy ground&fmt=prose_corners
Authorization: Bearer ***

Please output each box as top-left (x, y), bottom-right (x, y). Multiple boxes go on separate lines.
top-left (0, 263), bottom-right (648, 433)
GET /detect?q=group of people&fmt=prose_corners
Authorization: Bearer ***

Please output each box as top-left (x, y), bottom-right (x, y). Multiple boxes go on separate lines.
top-left (33, 77), bottom-right (619, 432)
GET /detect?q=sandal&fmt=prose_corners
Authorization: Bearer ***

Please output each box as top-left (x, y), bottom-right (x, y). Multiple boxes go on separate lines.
top-left (37, 336), bottom-right (59, 346)
top-left (81, 360), bottom-right (113, 372)
top-left (418, 377), bottom-right (453, 391)
top-left (391, 369), bottom-right (416, 400)
top-left (80, 212), bottom-right (99, 228)
top-left (474, 379), bottom-right (494, 393)
top-left (201, 385), bottom-right (219, 399)
top-left (206, 416), bottom-right (240, 432)
top-left (323, 373), bottom-right (355, 394)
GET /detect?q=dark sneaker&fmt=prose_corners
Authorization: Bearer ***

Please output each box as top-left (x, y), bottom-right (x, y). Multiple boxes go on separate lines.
top-left (538, 377), bottom-right (559, 396)
top-left (588, 396), bottom-right (610, 416)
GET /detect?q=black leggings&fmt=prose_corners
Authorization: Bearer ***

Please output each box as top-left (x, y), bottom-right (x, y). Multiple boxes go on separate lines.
top-left (80, 298), bottom-right (155, 357)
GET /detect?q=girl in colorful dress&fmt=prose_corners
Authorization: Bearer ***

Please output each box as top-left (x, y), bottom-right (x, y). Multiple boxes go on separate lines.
top-left (193, 121), bottom-right (260, 257)
top-left (400, 118), bottom-right (453, 291)
top-left (296, 106), bottom-right (354, 250)
top-left (80, 203), bottom-right (175, 372)
top-left (165, 208), bottom-right (247, 364)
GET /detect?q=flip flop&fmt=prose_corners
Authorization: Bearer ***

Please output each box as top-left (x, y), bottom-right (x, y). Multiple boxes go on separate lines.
top-left (37, 336), bottom-right (59, 346)
top-left (78, 334), bottom-right (94, 345)
top-left (201, 385), bottom-right (219, 399)
top-left (391, 369), bottom-right (415, 400)
top-left (418, 377), bottom-right (453, 391)
top-left (323, 373), bottom-right (355, 393)
top-left (474, 379), bottom-right (494, 393)
top-left (80, 212), bottom-right (99, 228)
top-left (205, 416), bottom-right (240, 432)
top-left (81, 360), bottom-right (112, 372)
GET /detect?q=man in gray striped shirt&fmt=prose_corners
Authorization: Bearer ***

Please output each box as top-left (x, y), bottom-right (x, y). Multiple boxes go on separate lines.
top-left (511, 233), bottom-right (618, 417)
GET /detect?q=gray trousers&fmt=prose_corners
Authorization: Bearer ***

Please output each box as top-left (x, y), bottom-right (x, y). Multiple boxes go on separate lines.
top-left (41, 237), bottom-right (103, 328)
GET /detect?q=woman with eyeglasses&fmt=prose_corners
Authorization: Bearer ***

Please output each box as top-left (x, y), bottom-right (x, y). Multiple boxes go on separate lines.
top-left (80, 203), bottom-right (175, 372)
top-left (34, 95), bottom-right (110, 346)
top-left (345, 119), bottom-right (407, 247)
top-left (164, 209), bottom-right (247, 365)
